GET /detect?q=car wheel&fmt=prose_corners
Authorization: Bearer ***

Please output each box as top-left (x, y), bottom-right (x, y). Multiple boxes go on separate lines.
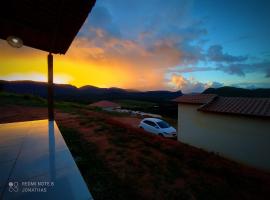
top-left (158, 133), bottom-right (164, 137)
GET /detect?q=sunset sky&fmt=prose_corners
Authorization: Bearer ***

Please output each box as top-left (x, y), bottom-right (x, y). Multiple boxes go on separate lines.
top-left (0, 0), bottom-right (270, 93)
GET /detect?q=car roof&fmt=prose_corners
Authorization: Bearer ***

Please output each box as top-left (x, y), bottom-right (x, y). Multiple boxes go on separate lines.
top-left (143, 118), bottom-right (163, 122)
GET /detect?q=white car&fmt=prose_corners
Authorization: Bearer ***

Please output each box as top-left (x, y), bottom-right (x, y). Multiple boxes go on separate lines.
top-left (139, 118), bottom-right (177, 138)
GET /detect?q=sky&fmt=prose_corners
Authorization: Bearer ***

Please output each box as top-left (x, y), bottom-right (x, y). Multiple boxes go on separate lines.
top-left (0, 0), bottom-right (270, 93)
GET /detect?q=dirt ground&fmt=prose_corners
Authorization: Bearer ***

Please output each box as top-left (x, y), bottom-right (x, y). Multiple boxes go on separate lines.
top-left (0, 105), bottom-right (48, 123)
top-left (1, 105), bottom-right (270, 200)
top-left (111, 116), bottom-right (142, 128)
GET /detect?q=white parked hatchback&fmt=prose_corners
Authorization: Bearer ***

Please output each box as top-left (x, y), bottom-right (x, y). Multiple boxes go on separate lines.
top-left (139, 118), bottom-right (177, 138)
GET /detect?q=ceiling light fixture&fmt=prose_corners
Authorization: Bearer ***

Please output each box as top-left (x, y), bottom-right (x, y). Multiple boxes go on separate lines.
top-left (7, 36), bottom-right (23, 48)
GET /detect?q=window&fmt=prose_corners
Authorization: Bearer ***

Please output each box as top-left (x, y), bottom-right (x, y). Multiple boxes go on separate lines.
top-left (144, 120), bottom-right (158, 128)
top-left (157, 121), bottom-right (170, 128)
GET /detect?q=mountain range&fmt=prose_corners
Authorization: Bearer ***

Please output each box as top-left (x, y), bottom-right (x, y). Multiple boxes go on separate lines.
top-left (203, 86), bottom-right (270, 98)
top-left (0, 80), bottom-right (182, 103)
top-left (1, 80), bottom-right (269, 104)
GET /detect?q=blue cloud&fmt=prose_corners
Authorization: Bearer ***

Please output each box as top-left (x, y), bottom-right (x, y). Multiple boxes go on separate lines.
top-left (217, 61), bottom-right (270, 77)
top-left (207, 45), bottom-right (248, 63)
top-left (211, 81), bottom-right (223, 88)
top-left (81, 5), bottom-right (121, 38)
top-left (266, 68), bottom-right (270, 78)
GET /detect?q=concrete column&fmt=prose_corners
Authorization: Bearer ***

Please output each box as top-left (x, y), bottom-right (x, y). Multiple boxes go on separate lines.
top-left (48, 53), bottom-right (54, 121)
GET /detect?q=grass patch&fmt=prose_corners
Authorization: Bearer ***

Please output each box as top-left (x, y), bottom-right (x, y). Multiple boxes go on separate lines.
top-left (116, 99), bottom-right (159, 114)
top-left (116, 99), bottom-right (157, 109)
top-left (0, 91), bottom-right (87, 114)
top-left (94, 124), bottom-right (110, 133)
top-left (79, 117), bottom-right (100, 127)
top-left (55, 101), bottom-right (86, 113)
top-left (0, 92), bottom-right (47, 107)
top-left (58, 125), bottom-right (140, 200)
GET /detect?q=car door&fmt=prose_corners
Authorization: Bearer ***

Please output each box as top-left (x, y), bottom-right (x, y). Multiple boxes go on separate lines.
top-left (142, 120), bottom-right (153, 133)
top-left (144, 120), bottom-right (159, 134)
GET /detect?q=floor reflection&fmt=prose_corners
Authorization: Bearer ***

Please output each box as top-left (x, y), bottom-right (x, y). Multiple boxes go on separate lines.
top-left (48, 120), bottom-right (56, 181)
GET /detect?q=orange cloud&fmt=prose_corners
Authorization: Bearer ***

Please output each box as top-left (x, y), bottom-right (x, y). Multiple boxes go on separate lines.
top-left (0, 28), bottom-right (182, 90)
top-left (170, 74), bottom-right (188, 89)
top-left (169, 73), bottom-right (213, 93)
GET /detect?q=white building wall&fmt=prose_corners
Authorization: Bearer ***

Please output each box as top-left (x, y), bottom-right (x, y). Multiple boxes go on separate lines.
top-left (178, 104), bottom-right (270, 171)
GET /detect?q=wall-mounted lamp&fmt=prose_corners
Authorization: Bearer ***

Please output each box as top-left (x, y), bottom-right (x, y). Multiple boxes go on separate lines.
top-left (6, 36), bottom-right (23, 48)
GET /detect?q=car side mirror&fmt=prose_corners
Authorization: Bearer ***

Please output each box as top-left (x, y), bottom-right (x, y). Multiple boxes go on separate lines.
top-left (154, 126), bottom-right (159, 129)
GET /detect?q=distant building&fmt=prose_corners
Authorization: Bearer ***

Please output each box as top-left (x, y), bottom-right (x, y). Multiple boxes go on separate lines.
top-left (89, 100), bottom-right (121, 111)
top-left (174, 94), bottom-right (270, 171)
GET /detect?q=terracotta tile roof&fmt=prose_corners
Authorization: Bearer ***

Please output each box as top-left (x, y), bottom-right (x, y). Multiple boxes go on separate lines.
top-left (173, 94), bottom-right (217, 104)
top-left (89, 100), bottom-right (121, 108)
top-left (199, 97), bottom-right (270, 117)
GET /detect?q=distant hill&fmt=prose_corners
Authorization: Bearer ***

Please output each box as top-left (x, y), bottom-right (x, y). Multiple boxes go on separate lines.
top-left (0, 80), bottom-right (182, 103)
top-left (203, 86), bottom-right (270, 98)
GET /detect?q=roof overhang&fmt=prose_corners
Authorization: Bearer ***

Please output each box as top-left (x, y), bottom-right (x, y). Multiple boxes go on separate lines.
top-left (0, 0), bottom-right (96, 54)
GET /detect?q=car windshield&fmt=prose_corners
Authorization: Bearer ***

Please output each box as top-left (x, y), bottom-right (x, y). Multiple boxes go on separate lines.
top-left (157, 121), bottom-right (170, 128)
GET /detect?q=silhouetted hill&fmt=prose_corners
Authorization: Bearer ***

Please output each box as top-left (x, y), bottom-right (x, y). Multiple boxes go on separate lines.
top-left (203, 86), bottom-right (270, 98)
top-left (0, 80), bottom-right (182, 103)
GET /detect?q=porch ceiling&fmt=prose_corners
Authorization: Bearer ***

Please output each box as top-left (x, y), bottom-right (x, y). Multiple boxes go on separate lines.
top-left (0, 0), bottom-right (96, 54)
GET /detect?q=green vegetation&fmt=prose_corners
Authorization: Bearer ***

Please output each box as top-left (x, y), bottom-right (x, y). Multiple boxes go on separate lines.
top-left (0, 91), bottom-right (86, 113)
top-left (117, 99), bottom-right (157, 109)
top-left (0, 92), bottom-right (47, 107)
top-left (116, 99), bottom-right (158, 112)
top-left (55, 101), bottom-right (85, 113)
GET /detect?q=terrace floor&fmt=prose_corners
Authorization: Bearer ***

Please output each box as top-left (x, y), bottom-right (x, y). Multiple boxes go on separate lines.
top-left (0, 119), bottom-right (93, 200)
